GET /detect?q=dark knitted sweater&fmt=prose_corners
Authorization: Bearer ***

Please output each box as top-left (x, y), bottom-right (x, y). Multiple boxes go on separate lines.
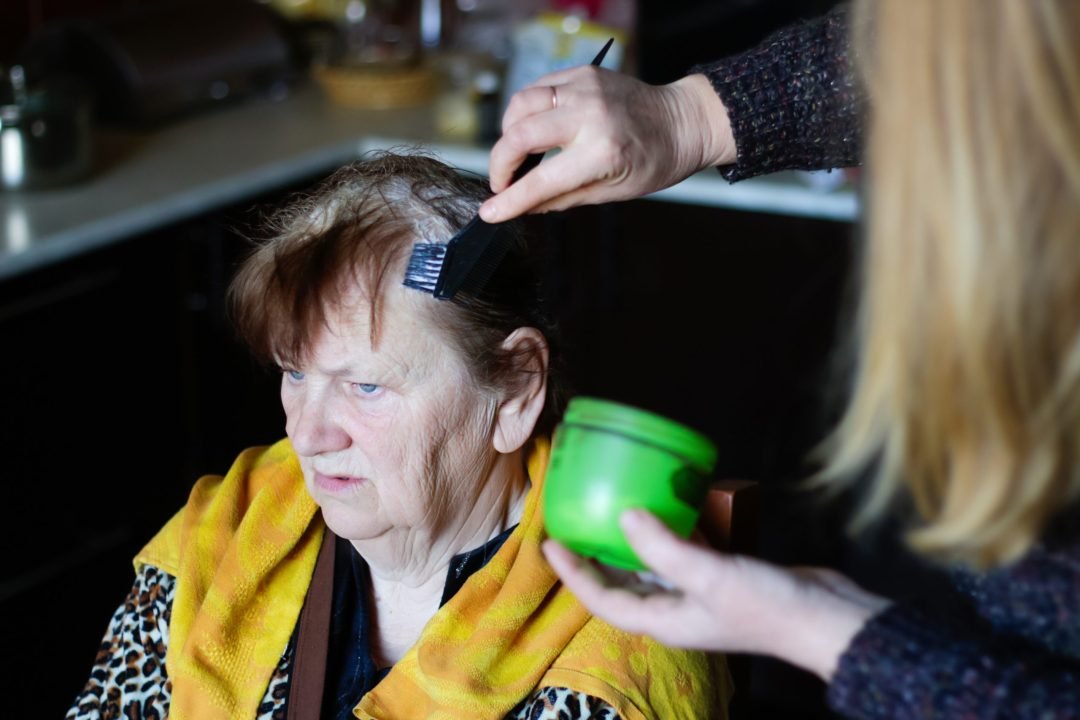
top-left (691, 3), bottom-right (863, 182)
top-left (829, 538), bottom-right (1080, 719)
top-left (693, 6), bottom-right (1080, 718)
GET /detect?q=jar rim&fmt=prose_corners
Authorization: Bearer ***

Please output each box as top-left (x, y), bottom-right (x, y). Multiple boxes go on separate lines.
top-left (560, 396), bottom-right (717, 471)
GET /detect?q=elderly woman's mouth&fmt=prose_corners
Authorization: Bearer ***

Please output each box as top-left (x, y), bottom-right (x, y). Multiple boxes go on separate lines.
top-left (313, 472), bottom-right (368, 492)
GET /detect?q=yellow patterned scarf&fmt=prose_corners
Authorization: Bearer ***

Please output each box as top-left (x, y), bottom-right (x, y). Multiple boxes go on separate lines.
top-left (135, 438), bottom-right (730, 719)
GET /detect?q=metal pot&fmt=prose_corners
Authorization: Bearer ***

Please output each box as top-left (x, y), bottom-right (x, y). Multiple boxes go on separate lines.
top-left (0, 66), bottom-right (95, 191)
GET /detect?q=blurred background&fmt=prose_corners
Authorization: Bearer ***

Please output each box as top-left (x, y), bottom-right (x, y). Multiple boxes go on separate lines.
top-left (0, 1), bottom-right (953, 718)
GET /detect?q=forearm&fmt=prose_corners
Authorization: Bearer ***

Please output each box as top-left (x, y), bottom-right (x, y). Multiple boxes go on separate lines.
top-left (692, 2), bottom-right (864, 181)
top-left (828, 603), bottom-right (1080, 720)
top-left (758, 568), bottom-right (891, 682)
top-left (666, 73), bottom-right (737, 172)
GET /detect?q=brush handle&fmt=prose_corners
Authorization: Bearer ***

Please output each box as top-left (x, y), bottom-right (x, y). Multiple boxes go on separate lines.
top-left (433, 216), bottom-right (501, 300)
top-left (431, 37), bottom-right (619, 300)
top-left (511, 152), bottom-right (544, 184)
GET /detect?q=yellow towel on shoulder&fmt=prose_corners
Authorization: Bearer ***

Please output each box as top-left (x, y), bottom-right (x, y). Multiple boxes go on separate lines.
top-left (136, 438), bottom-right (730, 719)
top-left (136, 439), bottom-right (321, 719)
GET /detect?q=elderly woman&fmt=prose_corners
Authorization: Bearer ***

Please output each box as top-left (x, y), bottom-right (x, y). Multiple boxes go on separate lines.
top-left (65, 153), bottom-right (730, 720)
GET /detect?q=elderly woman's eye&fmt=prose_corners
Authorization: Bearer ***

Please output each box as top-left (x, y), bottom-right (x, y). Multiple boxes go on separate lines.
top-left (353, 383), bottom-right (381, 396)
top-left (284, 369), bottom-right (305, 382)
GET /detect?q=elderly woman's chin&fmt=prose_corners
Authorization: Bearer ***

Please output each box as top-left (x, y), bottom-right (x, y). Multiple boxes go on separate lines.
top-left (301, 468), bottom-right (388, 541)
top-left (296, 459), bottom-right (428, 545)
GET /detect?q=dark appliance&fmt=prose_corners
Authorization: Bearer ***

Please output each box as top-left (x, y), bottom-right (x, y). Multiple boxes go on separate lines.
top-left (18, 0), bottom-right (299, 126)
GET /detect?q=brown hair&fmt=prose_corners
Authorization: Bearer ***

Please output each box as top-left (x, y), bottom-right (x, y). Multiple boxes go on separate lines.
top-left (818, 0), bottom-right (1080, 567)
top-left (228, 150), bottom-right (567, 435)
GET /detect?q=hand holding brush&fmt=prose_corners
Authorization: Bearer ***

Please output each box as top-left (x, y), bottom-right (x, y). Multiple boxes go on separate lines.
top-left (404, 38), bottom-right (615, 301)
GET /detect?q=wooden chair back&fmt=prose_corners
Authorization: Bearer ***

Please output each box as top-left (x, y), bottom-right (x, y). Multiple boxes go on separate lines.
top-left (699, 479), bottom-right (759, 554)
top-left (697, 479), bottom-right (759, 720)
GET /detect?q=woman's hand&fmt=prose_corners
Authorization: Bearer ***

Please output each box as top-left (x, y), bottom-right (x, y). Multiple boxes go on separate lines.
top-left (542, 509), bottom-right (891, 681)
top-left (479, 70), bottom-right (736, 223)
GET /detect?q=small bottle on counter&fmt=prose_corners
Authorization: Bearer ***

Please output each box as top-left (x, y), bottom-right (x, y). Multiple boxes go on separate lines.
top-left (433, 51), bottom-right (502, 144)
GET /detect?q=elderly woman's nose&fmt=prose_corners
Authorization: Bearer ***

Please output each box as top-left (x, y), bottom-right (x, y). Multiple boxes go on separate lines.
top-left (286, 392), bottom-right (350, 457)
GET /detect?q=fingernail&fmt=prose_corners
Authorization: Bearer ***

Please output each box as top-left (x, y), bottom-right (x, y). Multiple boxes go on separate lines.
top-left (479, 202), bottom-right (497, 222)
top-left (620, 508), bottom-right (648, 530)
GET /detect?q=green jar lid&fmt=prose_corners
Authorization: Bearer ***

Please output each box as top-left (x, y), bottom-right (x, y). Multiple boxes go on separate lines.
top-left (561, 396), bottom-right (718, 473)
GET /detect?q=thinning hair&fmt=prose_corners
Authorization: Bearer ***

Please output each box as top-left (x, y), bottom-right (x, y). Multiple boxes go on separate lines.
top-left (818, 0), bottom-right (1080, 568)
top-left (228, 150), bottom-right (567, 434)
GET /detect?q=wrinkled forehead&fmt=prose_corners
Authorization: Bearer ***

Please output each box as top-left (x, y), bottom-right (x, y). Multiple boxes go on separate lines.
top-left (330, 271), bottom-right (436, 340)
top-left (292, 275), bottom-right (475, 389)
top-left (299, 259), bottom-right (454, 361)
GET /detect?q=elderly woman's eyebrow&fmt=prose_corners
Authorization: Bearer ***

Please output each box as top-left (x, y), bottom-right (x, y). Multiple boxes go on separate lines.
top-left (313, 363), bottom-right (380, 378)
top-left (313, 358), bottom-right (410, 381)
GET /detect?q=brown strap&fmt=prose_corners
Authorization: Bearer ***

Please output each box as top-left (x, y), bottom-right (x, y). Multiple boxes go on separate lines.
top-left (287, 526), bottom-right (337, 720)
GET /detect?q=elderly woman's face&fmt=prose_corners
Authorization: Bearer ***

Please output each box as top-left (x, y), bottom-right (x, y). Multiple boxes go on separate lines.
top-left (280, 283), bottom-right (499, 544)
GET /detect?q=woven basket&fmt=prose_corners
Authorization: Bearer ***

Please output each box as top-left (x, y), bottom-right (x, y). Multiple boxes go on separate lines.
top-left (313, 64), bottom-right (437, 109)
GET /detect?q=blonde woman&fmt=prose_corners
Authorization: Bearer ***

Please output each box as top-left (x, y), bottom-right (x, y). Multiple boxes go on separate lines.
top-left (493, 0), bottom-right (1080, 717)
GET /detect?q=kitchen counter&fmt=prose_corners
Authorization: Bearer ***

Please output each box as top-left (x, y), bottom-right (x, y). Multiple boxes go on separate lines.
top-left (0, 81), bottom-right (857, 282)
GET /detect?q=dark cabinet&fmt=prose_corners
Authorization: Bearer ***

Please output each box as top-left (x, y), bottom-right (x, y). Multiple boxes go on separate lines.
top-left (0, 200), bottom-right (286, 717)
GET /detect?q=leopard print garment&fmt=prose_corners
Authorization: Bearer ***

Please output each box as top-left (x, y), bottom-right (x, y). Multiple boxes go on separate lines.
top-left (67, 566), bottom-right (620, 720)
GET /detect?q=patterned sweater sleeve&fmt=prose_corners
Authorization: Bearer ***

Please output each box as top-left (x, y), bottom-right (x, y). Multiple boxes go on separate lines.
top-left (66, 566), bottom-right (174, 720)
top-left (827, 599), bottom-right (1080, 719)
top-left (691, 3), bottom-right (864, 182)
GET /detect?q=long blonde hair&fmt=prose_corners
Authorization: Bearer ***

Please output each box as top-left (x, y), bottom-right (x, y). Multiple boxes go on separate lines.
top-left (820, 0), bottom-right (1080, 568)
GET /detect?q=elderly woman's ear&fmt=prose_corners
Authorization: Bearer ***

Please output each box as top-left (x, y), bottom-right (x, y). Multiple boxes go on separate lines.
top-left (493, 327), bottom-right (550, 454)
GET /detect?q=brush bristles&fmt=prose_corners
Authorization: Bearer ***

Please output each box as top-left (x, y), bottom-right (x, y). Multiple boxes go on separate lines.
top-left (402, 243), bottom-right (447, 294)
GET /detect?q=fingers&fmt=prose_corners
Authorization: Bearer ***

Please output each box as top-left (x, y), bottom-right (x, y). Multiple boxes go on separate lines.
top-left (502, 67), bottom-right (604, 139)
top-left (500, 84), bottom-right (561, 136)
top-left (527, 178), bottom-right (620, 215)
top-left (619, 509), bottom-right (728, 596)
top-left (481, 146), bottom-right (609, 222)
top-left (489, 66), bottom-right (607, 196)
top-left (522, 64), bottom-right (602, 92)
top-left (488, 110), bottom-right (577, 192)
top-left (542, 540), bottom-right (685, 637)
top-left (542, 539), bottom-right (612, 594)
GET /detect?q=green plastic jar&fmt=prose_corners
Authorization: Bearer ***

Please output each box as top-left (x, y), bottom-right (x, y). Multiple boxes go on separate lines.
top-left (543, 396), bottom-right (718, 571)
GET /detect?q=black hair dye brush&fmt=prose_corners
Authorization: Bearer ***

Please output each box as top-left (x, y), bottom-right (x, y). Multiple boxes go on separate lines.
top-left (404, 37), bottom-right (615, 301)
